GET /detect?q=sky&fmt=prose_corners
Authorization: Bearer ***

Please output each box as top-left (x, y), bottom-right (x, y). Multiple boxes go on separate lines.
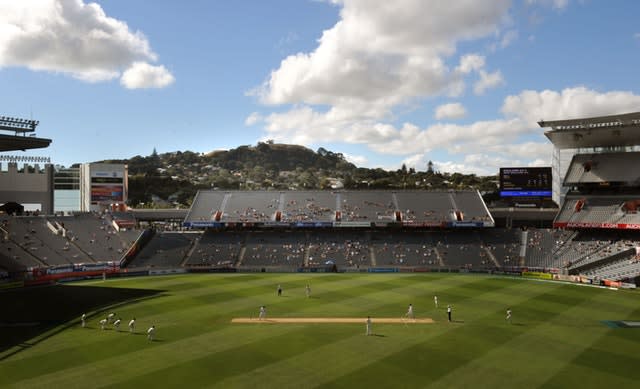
top-left (1, 0), bottom-right (640, 175)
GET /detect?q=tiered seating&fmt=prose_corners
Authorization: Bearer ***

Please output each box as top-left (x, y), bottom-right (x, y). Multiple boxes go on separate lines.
top-left (553, 196), bottom-right (640, 227)
top-left (338, 192), bottom-right (396, 222)
top-left (451, 191), bottom-right (494, 223)
top-left (436, 231), bottom-right (490, 268)
top-left (307, 231), bottom-right (370, 268)
top-left (185, 190), bottom-right (492, 227)
top-left (550, 230), bottom-right (631, 270)
top-left (185, 230), bottom-right (244, 267)
top-left (0, 238), bottom-right (44, 270)
top-left (582, 255), bottom-right (640, 281)
top-left (128, 232), bottom-right (195, 268)
top-left (2, 217), bottom-right (85, 266)
top-left (565, 230), bottom-right (640, 272)
top-left (49, 213), bottom-right (126, 263)
top-left (241, 230), bottom-right (307, 267)
top-left (564, 152), bottom-right (640, 185)
top-left (281, 191), bottom-right (336, 222)
top-left (524, 228), bottom-right (568, 269)
top-left (370, 231), bottom-right (439, 266)
top-left (394, 191), bottom-right (454, 224)
top-left (479, 229), bottom-right (521, 267)
top-left (222, 192), bottom-right (281, 223)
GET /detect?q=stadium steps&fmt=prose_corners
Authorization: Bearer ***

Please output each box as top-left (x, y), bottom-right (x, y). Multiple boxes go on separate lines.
top-left (434, 246), bottom-right (444, 266)
top-left (482, 246), bottom-right (500, 267)
top-left (180, 233), bottom-right (202, 266)
top-left (369, 246), bottom-right (377, 266)
top-left (303, 231), bottom-right (310, 267)
top-left (569, 247), bottom-right (635, 273)
top-left (518, 229), bottom-right (527, 267)
top-left (4, 234), bottom-right (48, 268)
top-left (473, 231), bottom-right (500, 267)
top-left (66, 236), bottom-right (98, 264)
top-left (236, 246), bottom-right (247, 267)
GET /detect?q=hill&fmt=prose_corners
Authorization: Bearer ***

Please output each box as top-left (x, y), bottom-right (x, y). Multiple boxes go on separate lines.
top-left (93, 142), bottom-right (497, 207)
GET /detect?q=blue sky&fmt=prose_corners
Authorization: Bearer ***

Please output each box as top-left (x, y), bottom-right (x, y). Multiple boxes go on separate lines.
top-left (1, 0), bottom-right (640, 175)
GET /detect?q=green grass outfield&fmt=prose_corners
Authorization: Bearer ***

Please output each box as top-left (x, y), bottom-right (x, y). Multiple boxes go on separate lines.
top-left (1, 273), bottom-right (639, 388)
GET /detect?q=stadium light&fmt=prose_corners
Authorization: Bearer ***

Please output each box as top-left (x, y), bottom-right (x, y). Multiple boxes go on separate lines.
top-left (0, 115), bottom-right (39, 133)
top-left (0, 155), bottom-right (51, 163)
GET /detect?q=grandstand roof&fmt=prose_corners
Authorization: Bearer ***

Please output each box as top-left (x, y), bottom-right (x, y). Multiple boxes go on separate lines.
top-left (539, 111), bottom-right (640, 149)
top-left (0, 133), bottom-right (52, 152)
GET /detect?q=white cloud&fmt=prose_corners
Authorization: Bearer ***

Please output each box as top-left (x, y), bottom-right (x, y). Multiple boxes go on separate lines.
top-left (120, 62), bottom-right (174, 89)
top-left (473, 70), bottom-right (505, 95)
top-left (0, 0), bottom-right (173, 87)
top-left (501, 87), bottom-right (640, 126)
top-left (251, 0), bottom-right (513, 170)
top-left (434, 103), bottom-right (467, 120)
top-left (254, 0), bottom-right (511, 111)
top-left (251, 1), bottom-right (640, 175)
top-left (342, 152), bottom-right (368, 166)
top-left (499, 29), bottom-right (518, 48)
top-left (526, 0), bottom-right (570, 10)
top-left (263, 86), bottom-right (640, 174)
top-left (456, 54), bottom-right (485, 74)
top-left (245, 112), bottom-right (263, 126)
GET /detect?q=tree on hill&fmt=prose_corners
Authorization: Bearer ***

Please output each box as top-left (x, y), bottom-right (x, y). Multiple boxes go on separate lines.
top-left (89, 142), bottom-right (498, 207)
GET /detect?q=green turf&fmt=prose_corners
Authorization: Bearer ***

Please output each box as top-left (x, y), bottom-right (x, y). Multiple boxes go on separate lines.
top-left (0, 273), bottom-right (638, 388)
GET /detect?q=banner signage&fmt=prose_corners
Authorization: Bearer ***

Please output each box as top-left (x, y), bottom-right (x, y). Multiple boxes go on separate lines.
top-left (333, 221), bottom-right (372, 228)
top-left (554, 222), bottom-right (640, 229)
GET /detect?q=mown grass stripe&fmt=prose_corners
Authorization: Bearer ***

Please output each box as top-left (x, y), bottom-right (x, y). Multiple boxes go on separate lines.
top-left (1, 274), bottom-right (637, 389)
top-left (215, 276), bottom-right (548, 388)
top-left (425, 289), bottom-right (639, 389)
top-left (4, 324), bottom-right (293, 388)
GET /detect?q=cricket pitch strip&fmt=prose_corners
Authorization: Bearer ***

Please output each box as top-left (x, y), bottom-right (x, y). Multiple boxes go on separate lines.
top-left (231, 317), bottom-right (435, 324)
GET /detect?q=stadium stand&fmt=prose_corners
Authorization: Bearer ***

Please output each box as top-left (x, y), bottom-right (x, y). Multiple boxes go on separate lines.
top-left (280, 191), bottom-right (337, 223)
top-left (370, 231), bottom-right (440, 267)
top-left (2, 110), bottom-right (637, 285)
top-left (479, 228), bottom-right (521, 268)
top-left (563, 152), bottom-right (640, 185)
top-left (1, 216), bottom-right (88, 266)
top-left (48, 213), bottom-right (131, 263)
top-left (184, 190), bottom-right (494, 228)
top-left (241, 230), bottom-right (307, 268)
top-left (127, 231), bottom-right (196, 268)
top-left (307, 230), bottom-right (371, 268)
top-left (436, 230), bottom-right (493, 269)
top-left (185, 229), bottom-right (244, 268)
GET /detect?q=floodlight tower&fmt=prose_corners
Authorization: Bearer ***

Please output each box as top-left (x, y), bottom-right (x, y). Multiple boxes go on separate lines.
top-left (0, 115), bottom-right (51, 152)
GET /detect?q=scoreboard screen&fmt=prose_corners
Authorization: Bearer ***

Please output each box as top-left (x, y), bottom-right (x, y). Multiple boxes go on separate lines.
top-left (499, 167), bottom-right (552, 197)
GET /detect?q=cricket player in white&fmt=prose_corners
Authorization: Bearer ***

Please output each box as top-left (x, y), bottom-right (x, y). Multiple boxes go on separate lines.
top-left (259, 306), bottom-right (266, 320)
top-left (113, 318), bottom-right (122, 331)
top-left (366, 316), bottom-right (372, 336)
top-left (81, 313), bottom-right (86, 328)
top-left (305, 284), bottom-right (311, 298)
top-left (128, 318), bottom-right (136, 333)
top-left (506, 308), bottom-right (512, 324)
top-left (434, 295), bottom-right (438, 308)
top-left (147, 325), bottom-right (156, 341)
top-left (406, 304), bottom-right (415, 319)
top-left (99, 318), bottom-right (107, 330)
top-left (107, 312), bottom-right (115, 323)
